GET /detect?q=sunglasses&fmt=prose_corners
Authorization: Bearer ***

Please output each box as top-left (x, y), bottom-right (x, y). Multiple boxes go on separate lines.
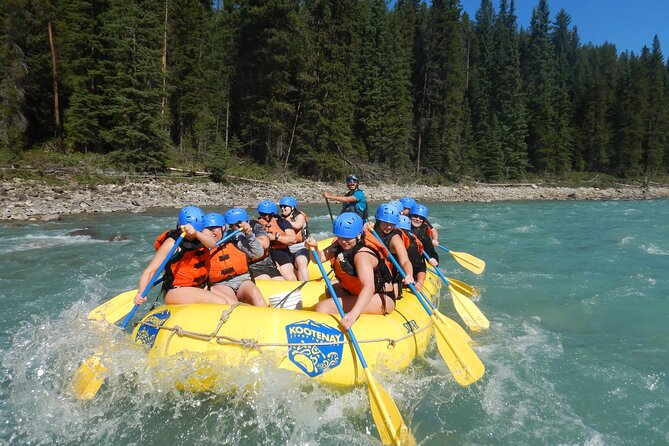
top-left (259, 212), bottom-right (272, 217)
top-left (280, 204), bottom-right (292, 208)
top-left (410, 215), bottom-right (424, 221)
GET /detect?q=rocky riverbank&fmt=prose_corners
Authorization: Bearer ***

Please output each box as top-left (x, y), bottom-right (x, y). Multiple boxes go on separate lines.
top-left (2, 177), bottom-right (668, 221)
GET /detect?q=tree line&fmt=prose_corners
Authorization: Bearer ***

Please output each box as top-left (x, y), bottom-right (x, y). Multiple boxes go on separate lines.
top-left (1, 0), bottom-right (668, 181)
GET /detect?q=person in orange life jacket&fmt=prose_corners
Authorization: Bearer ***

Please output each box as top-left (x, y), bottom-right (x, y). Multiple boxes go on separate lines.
top-left (322, 174), bottom-right (368, 220)
top-left (409, 203), bottom-right (440, 264)
top-left (365, 203), bottom-right (416, 294)
top-left (397, 215), bottom-right (436, 292)
top-left (399, 196), bottom-right (417, 216)
top-left (134, 206), bottom-right (227, 306)
top-left (255, 200), bottom-right (298, 280)
top-left (246, 206), bottom-right (284, 281)
top-left (204, 212), bottom-right (266, 307)
top-left (305, 212), bottom-right (395, 330)
top-left (278, 195), bottom-right (310, 281)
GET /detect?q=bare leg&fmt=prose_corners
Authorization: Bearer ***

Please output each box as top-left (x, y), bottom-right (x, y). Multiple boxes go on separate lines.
top-left (415, 271), bottom-right (426, 292)
top-left (314, 285), bottom-right (395, 315)
top-left (294, 254), bottom-right (310, 281)
top-left (210, 284), bottom-right (240, 304)
top-left (165, 287), bottom-right (236, 305)
top-left (236, 281), bottom-right (267, 307)
top-left (276, 262), bottom-right (297, 281)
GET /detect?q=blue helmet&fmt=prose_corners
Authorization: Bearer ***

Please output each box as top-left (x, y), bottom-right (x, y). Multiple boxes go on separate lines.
top-left (279, 196), bottom-right (298, 209)
top-left (178, 206), bottom-right (206, 232)
top-left (257, 200), bottom-right (278, 215)
top-left (204, 212), bottom-right (225, 229)
top-left (333, 212), bottom-right (363, 238)
top-left (400, 196), bottom-right (417, 210)
top-left (397, 215), bottom-right (412, 231)
top-left (346, 174), bottom-right (359, 183)
top-left (224, 208), bottom-right (249, 225)
top-left (409, 203), bottom-right (428, 220)
top-left (375, 203), bottom-right (400, 225)
top-left (388, 200), bottom-right (404, 214)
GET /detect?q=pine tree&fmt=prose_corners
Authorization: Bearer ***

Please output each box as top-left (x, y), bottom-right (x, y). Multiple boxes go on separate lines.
top-left (422, 0), bottom-right (466, 177)
top-left (492, 0), bottom-right (528, 178)
top-left (0, 0), bottom-right (29, 153)
top-left (524, 0), bottom-right (558, 172)
top-left (97, 0), bottom-right (166, 169)
top-left (642, 36), bottom-right (668, 173)
top-left (293, 0), bottom-right (360, 179)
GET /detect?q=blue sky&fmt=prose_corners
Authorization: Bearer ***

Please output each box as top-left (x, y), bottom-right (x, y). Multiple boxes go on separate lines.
top-left (458, 0), bottom-right (669, 55)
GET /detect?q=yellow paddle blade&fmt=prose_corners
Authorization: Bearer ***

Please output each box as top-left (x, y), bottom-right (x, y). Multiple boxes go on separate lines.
top-left (434, 310), bottom-right (475, 346)
top-left (87, 289), bottom-right (138, 323)
top-left (450, 250), bottom-right (486, 275)
top-left (365, 369), bottom-right (413, 446)
top-left (450, 286), bottom-right (490, 331)
top-left (446, 277), bottom-right (480, 299)
top-left (72, 354), bottom-right (108, 400)
top-left (431, 315), bottom-right (485, 386)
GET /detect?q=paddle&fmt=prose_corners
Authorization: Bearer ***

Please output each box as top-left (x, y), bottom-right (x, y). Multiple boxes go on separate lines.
top-left (370, 229), bottom-right (485, 386)
top-left (325, 197), bottom-right (334, 224)
top-left (424, 253), bottom-right (489, 331)
top-left (444, 274), bottom-right (480, 299)
top-left (437, 244), bottom-right (486, 275)
top-left (311, 249), bottom-right (412, 445)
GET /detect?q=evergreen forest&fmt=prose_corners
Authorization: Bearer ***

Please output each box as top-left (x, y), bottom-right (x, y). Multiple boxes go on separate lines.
top-left (1, 0), bottom-right (668, 182)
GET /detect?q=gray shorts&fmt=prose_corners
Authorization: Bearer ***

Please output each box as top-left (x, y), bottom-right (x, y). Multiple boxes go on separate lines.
top-left (249, 257), bottom-right (282, 279)
top-left (211, 273), bottom-right (251, 292)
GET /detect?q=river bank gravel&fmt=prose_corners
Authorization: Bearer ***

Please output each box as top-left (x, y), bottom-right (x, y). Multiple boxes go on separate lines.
top-left (2, 177), bottom-right (668, 221)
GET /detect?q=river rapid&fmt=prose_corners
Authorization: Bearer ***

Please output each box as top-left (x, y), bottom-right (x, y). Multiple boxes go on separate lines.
top-left (1, 200), bottom-right (667, 445)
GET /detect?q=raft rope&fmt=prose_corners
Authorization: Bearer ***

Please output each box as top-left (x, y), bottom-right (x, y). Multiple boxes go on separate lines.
top-left (141, 304), bottom-right (437, 357)
top-left (147, 272), bottom-right (443, 357)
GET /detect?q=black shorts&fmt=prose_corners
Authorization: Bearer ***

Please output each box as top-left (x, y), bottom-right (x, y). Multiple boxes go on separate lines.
top-left (249, 258), bottom-right (282, 279)
top-left (270, 248), bottom-right (293, 266)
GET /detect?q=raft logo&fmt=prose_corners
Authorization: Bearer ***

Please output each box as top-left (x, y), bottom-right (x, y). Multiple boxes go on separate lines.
top-left (135, 309), bottom-right (171, 350)
top-left (403, 319), bottom-right (418, 333)
top-left (286, 320), bottom-right (344, 378)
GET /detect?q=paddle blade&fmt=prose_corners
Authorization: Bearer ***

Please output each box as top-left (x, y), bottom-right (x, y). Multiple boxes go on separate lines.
top-left (450, 250), bottom-right (485, 275)
top-left (431, 316), bottom-right (485, 386)
top-left (450, 286), bottom-right (490, 331)
top-left (366, 370), bottom-right (414, 446)
top-left (72, 354), bottom-right (108, 400)
top-left (434, 310), bottom-right (475, 346)
top-left (446, 277), bottom-right (480, 299)
top-left (87, 289), bottom-right (138, 324)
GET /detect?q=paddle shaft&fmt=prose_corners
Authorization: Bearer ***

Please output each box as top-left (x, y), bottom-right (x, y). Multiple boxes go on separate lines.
top-left (325, 197), bottom-right (334, 224)
top-left (119, 232), bottom-right (186, 329)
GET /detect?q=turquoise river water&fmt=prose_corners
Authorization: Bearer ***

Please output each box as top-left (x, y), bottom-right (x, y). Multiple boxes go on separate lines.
top-left (0, 199), bottom-right (667, 445)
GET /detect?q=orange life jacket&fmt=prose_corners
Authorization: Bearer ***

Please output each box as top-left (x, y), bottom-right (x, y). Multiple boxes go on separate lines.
top-left (330, 230), bottom-right (394, 295)
top-left (208, 241), bottom-right (249, 283)
top-left (154, 230), bottom-right (210, 289)
top-left (402, 229), bottom-right (425, 272)
top-left (261, 216), bottom-right (289, 249)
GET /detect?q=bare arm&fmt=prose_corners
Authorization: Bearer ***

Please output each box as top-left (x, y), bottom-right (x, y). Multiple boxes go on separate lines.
top-left (322, 192), bottom-right (357, 203)
top-left (135, 239), bottom-right (174, 304)
top-left (341, 251), bottom-right (376, 329)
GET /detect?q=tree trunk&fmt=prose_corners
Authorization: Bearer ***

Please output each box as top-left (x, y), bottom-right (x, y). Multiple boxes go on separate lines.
top-left (284, 101), bottom-right (301, 168)
top-left (47, 19), bottom-right (62, 147)
top-left (160, 0), bottom-right (168, 124)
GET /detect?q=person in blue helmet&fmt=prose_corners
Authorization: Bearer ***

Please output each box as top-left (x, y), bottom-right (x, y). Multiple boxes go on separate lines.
top-left (245, 206), bottom-right (284, 281)
top-left (255, 200), bottom-right (298, 280)
top-left (409, 203), bottom-right (440, 263)
top-left (134, 206), bottom-right (227, 306)
top-left (278, 196), bottom-right (311, 281)
top-left (397, 215), bottom-right (436, 292)
top-left (305, 212), bottom-right (395, 330)
top-left (204, 211), bottom-right (266, 306)
top-left (368, 203), bottom-right (415, 296)
top-left (399, 196), bottom-right (416, 216)
top-left (322, 174), bottom-right (368, 220)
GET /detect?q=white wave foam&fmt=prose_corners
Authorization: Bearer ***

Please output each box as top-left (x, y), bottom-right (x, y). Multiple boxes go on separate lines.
top-left (642, 244), bottom-right (669, 256)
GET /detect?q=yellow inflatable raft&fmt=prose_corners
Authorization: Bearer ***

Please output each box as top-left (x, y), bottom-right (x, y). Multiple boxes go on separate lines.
top-left (130, 265), bottom-right (442, 388)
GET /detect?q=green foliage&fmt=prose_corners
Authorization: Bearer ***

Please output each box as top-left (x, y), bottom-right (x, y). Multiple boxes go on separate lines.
top-left (1, 0), bottom-right (668, 183)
